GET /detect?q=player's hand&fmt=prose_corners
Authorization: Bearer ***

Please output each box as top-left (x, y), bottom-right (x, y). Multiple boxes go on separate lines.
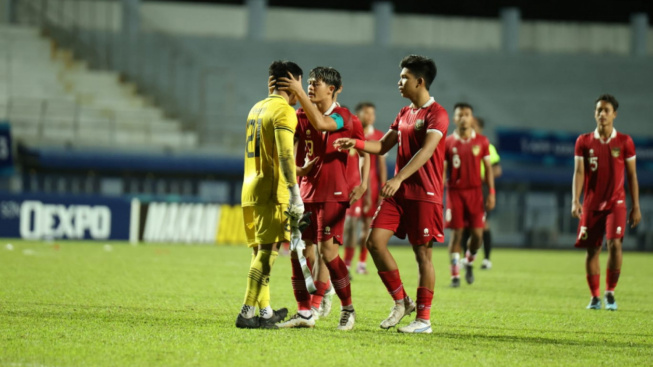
top-left (485, 194), bottom-right (495, 211)
top-left (287, 184), bottom-right (305, 227)
top-left (349, 184), bottom-right (367, 205)
top-left (333, 138), bottom-right (355, 150)
top-left (268, 76), bottom-right (275, 94)
top-left (276, 72), bottom-right (303, 96)
top-left (571, 201), bottom-right (582, 218)
top-left (381, 177), bottom-right (402, 198)
top-left (629, 206), bottom-right (641, 228)
top-left (296, 157), bottom-right (318, 176)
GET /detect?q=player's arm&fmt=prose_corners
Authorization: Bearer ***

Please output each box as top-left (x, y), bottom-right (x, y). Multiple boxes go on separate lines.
top-left (378, 154), bottom-right (388, 186)
top-left (492, 163), bottom-right (502, 178)
top-left (442, 160), bottom-right (448, 183)
top-left (483, 156), bottom-right (496, 211)
top-left (275, 110), bottom-right (303, 221)
top-left (625, 157), bottom-right (641, 228)
top-left (276, 73), bottom-right (342, 132)
top-left (382, 131), bottom-right (442, 198)
top-left (571, 156), bottom-right (584, 219)
top-left (489, 144), bottom-right (502, 178)
top-left (350, 152), bottom-right (370, 205)
top-left (333, 129), bottom-right (398, 156)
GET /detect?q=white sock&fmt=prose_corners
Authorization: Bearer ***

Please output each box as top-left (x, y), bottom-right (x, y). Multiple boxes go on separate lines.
top-left (259, 306), bottom-right (273, 319)
top-left (240, 304), bottom-right (256, 318)
top-left (605, 291), bottom-right (615, 296)
top-left (298, 309), bottom-right (312, 318)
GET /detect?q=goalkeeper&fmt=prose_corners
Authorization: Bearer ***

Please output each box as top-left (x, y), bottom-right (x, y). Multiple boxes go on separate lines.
top-left (236, 60), bottom-right (305, 329)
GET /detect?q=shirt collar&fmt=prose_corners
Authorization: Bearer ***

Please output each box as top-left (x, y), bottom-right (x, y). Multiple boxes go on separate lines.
top-left (454, 129), bottom-right (476, 142)
top-left (593, 127), bottom-right (617, 143)
top-left (410, 97), bottom-right (435, 110)
top-left (324, 102), bottom-right (338, 115)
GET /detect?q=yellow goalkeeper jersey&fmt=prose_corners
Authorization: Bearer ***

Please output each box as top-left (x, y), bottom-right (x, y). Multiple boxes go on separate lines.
top-left (241, 94), bottom-right (298, 206)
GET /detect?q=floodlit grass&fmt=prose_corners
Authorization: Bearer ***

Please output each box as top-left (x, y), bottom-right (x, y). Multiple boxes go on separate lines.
top-left (1, 240), bottom-right (652, 366)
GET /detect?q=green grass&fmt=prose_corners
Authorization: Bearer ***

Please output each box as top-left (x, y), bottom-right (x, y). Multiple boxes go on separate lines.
top-left (1, 240), bottom-right (652, 366)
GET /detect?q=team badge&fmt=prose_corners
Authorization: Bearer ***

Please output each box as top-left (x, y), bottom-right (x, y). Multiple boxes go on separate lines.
top-left (472, 145), bottom-right (481, 156)
top-left (324, 226), bottom-right (331, 235)
top-left (611, 147), bottom-right (620, 158)
top-left (415, 119), bottom-right (424, 130)
top-left (589, 149), bottom-right (594, 156)
top-left (306, 130), bottom-right (311, 136)
top-left (452, 147), bottom-right (458, 154)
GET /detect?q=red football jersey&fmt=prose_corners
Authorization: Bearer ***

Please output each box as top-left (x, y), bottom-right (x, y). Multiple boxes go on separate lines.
top-left (390, 97), bottom-right (449, 204)
top-left (574, 128), bottom-right (636, 211)
top-left (444, 130), bottom-right (490, 190)
top-left (366, 127), bottom-right (386, 195)
top-left (296, 104), bottom-right (362, 203)
top-left (345, 114), bottom-right (366, 191)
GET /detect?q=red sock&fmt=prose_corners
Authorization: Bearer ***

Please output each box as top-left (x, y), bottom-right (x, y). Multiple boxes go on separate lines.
top-left (310, 281), bottom-right (328, 309)
top-left (325, 256), bottom-right (352, 307)
top-left (606, 269), bottom-right (621, 292)
top-left (416, 287), bottom-right (434, 321)
top-left (466, 250), bottom-right (476, 264)
top-left (378, 269), bottom-right (407, 301)
top-left (358, 246), bottom-right (368, 262)
top-left (344, 247), bottom-right (355, 267)
top-left (587, 274), bottom-right (600, 297)
top-left (291, 259), bottom-right (311, 311)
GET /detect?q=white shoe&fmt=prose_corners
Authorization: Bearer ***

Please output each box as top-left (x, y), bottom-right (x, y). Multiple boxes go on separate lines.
top-left (276, 312), bottom-right (315, 328)
top-left (397, 319), bottom-right (432, 334)
top-left (481, 259), bottom-right (492, 270)
top-left (356, 262), bottom-right (368, 274)
top-left (319, 286), bottom-right (335, 318)
top-left (380, 296), bottom-right (416, 329)
top-left (311, 306), bottom-right (320, 321)
top-left (337, 309), bottom-right (355, 331)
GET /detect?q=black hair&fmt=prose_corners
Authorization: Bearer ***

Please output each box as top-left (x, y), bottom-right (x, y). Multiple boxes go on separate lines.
top-left (269, 60), bottom-right (303, 83)
top-left (399, 55), bottom-right (437, 90)
top-left (309, 67), bottom-right (342, 97)
top-left (355, 101), bottom-right (375, 114)
top-left (453, 102), bottom-right (473, 112)
top-left (595, 94), bottom-right (619, 111)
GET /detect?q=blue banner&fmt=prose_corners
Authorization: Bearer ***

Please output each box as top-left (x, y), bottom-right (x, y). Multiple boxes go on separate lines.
top-left (0, 193), bottom-right (132, 240)
top-left (0, 122), bottom-right (13, 176)
top-left (497, 128), bottom-right (653, 169)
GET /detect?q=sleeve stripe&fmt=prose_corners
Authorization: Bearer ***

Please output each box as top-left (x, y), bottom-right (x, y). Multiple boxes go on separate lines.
top-left (274, 126), bottom-right (294, 134)
top-left (626, 155), bottom-right (636, 161)
top-left (426, 129), bottom-right (443, 137)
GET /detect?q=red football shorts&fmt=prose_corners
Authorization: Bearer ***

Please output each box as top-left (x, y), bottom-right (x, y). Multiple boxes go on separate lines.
top-left (575, 204), bottom-right (627, 248)
top-left (445, 187), bottom-right (485, 229)
top-left (371, 196), bottom-right (444, 245)
top-left (303, 202), bottom-right (348, 245)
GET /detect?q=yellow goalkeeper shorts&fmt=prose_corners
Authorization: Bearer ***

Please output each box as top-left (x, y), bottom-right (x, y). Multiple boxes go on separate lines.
top-left (242, 204), bottom-right (290, 247)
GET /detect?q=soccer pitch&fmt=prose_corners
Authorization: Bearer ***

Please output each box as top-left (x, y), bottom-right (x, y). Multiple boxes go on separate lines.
top-left (1, 240), bottom-right (652, 366)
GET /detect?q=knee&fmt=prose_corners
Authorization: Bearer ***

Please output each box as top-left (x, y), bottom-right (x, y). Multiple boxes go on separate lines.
top-left (607, 239), bottom-right (622, 252)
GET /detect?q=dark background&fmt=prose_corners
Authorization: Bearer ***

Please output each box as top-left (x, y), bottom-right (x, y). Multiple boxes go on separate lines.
top-left (158, 0), bottom-right (653, 23)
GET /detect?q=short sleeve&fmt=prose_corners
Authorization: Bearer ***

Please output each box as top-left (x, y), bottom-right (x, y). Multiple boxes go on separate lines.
top-left (574, 136), bottom-right (584, 158)
top-left (389, 110), bottom-right (403, 131)
top-left (426, 107), bottom-right (448, 137)
top-left (624, 135), bottom-right (636, 160)
top-left (351, 115), bottom-right (365, 140)
top-left (481, 138), bottom-right (491, 158)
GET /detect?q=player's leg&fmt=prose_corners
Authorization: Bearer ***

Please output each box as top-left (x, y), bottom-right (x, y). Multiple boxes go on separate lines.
top-left (367, 198), bottom-right (415, 329)
top-left (316, 202), bottom-right (353, 330)
top-left (604, 205), bottom-right (626, 310)
top-left (448, 228), bottom-right (464, 287)
top-left (461, 188), bottom-right (486, 284)
top-left (576, 210), bottom-right (607, 309)
top-left (356, 216), bottom-right (372, 274)
top-left (237, 207), bottom-right (265, 328)
top-left (278, 205), bottom-right (319, 328)
top-left (397, 200), bottom-right (441, 334)
top-left (342, 214), bottom-right (357, 275)
top-left (463, 227), bottom-right (483, 285)
top-left (446, 190), bottom-right (465, 287)
top-left (481, 219), bottom-right (493, 269)
top-left (459, 228), bottom-right (470, 257)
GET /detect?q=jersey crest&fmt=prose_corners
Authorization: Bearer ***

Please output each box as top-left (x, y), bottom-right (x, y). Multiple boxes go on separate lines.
top-left (611, 147), bottom-right (620, 158)
top-left (472, 145), bottom-right (481, 156)
top-left (415, 119), bottom-right (425, 130)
